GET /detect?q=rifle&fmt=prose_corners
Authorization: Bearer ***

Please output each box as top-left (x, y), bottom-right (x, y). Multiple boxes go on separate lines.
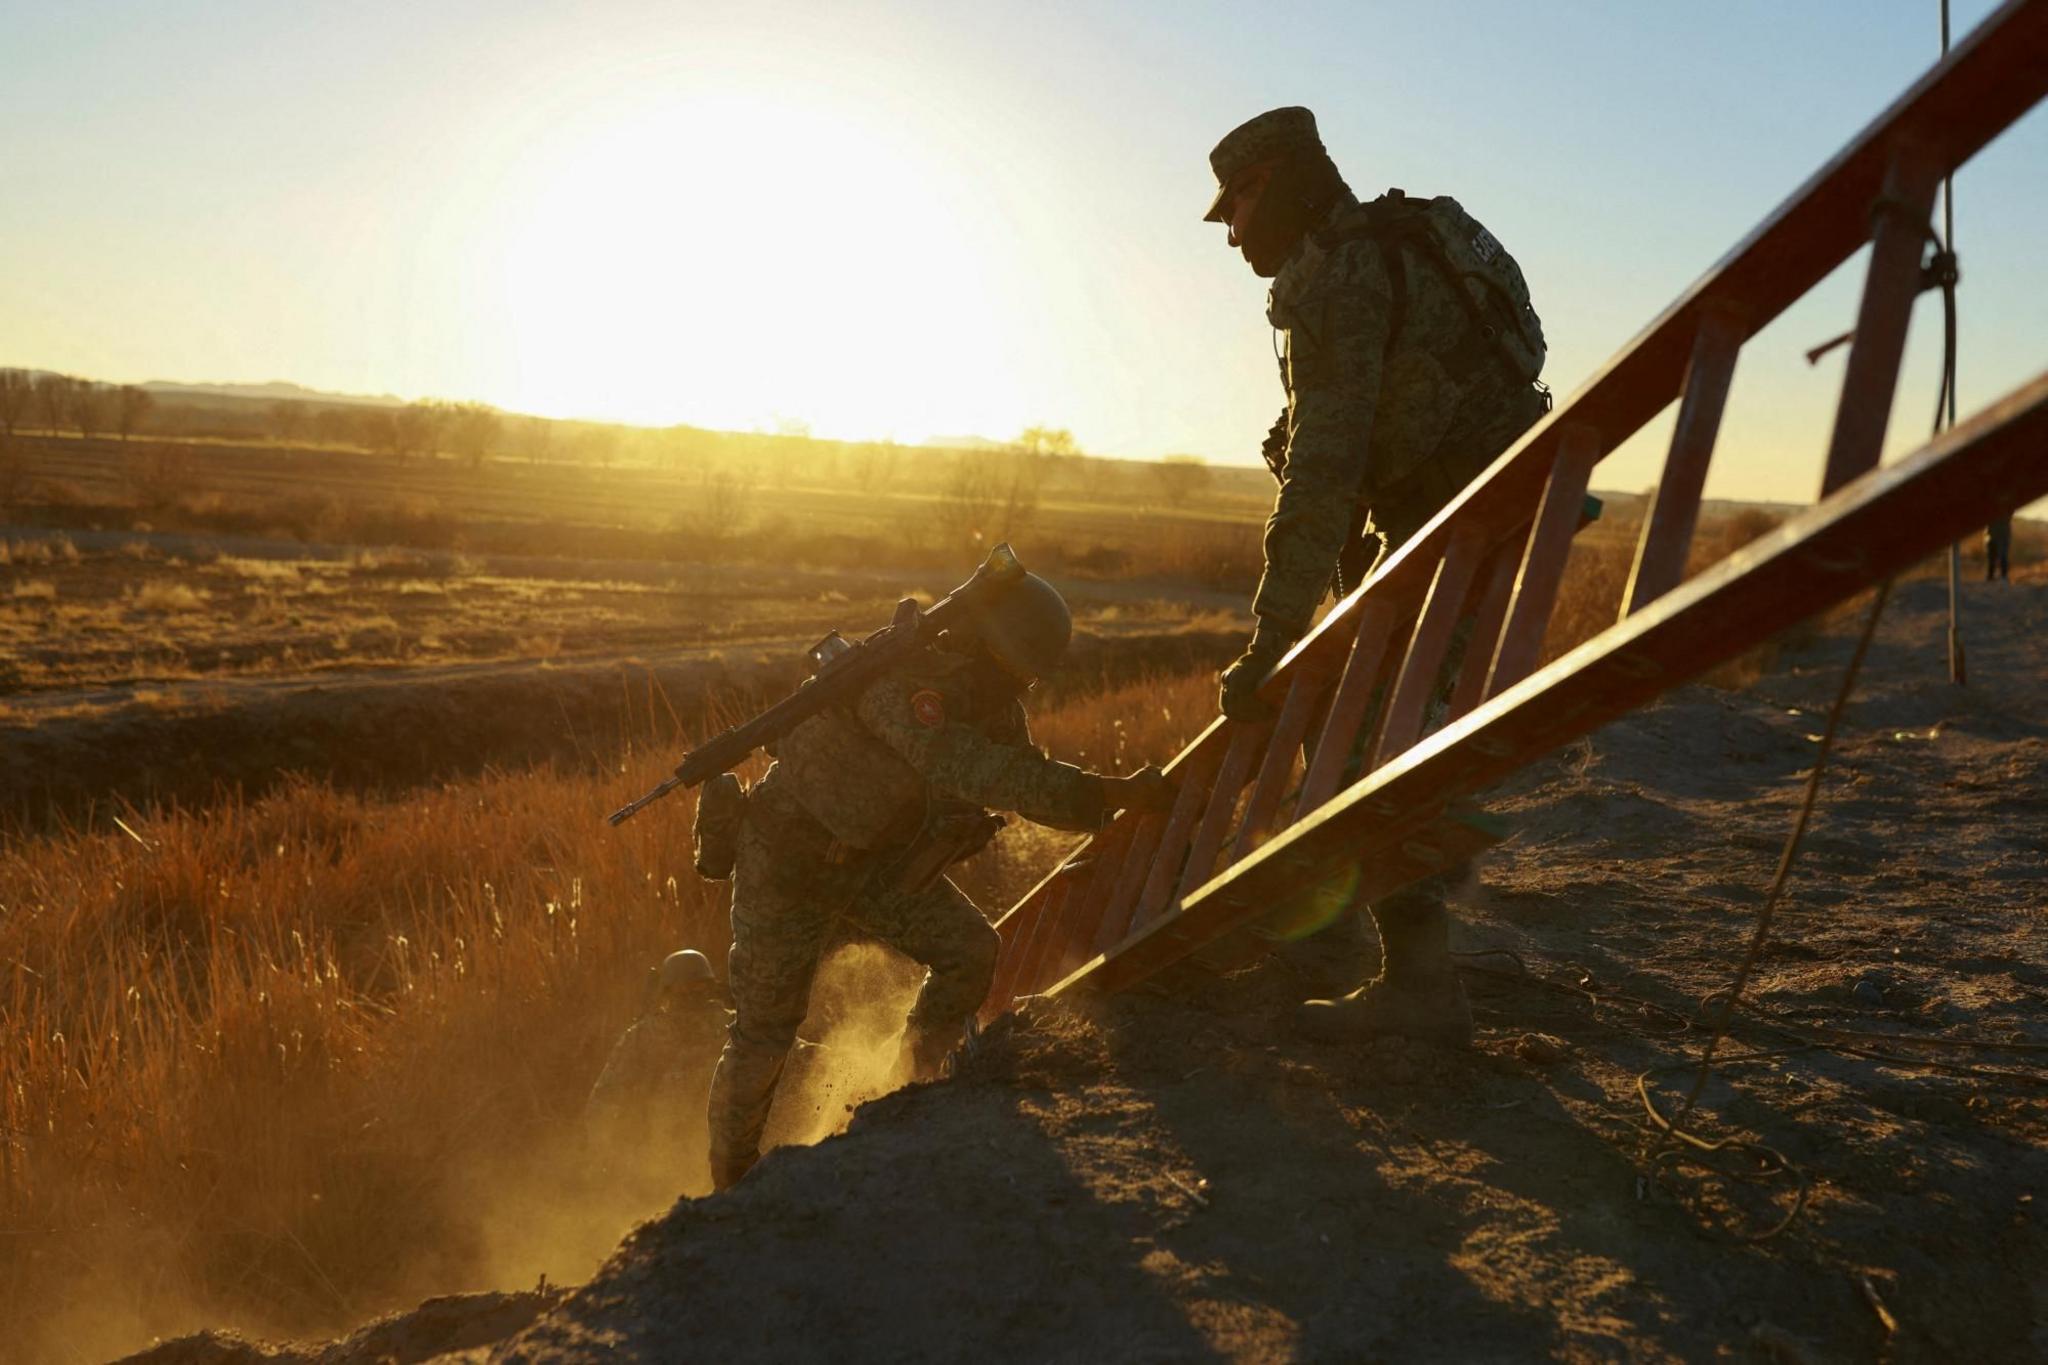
top-left (607, 543), bottom-right (1028, 826)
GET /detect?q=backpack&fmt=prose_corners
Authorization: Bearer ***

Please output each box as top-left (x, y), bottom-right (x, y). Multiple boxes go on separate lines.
top-left (1323, 189), bottom-right (1547, 386)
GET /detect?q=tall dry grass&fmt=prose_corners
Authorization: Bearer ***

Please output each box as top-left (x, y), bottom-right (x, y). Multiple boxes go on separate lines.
top-left (1, 766), bottom-right (722, 1360)
top-left (0, 670), bottom-right (1210, 1362)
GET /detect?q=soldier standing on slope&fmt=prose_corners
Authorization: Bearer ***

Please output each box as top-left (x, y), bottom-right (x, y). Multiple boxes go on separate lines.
top-left (586, 949), bottom-right (731, 1161)
top-left (1204, 106), bottom-right (1552, 1046)
top-left (708, 572), bottom-right (1175, 1189)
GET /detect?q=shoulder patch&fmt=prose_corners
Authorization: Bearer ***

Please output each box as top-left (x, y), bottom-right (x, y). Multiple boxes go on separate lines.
top-left (909, 689), bottom-right (947, 728)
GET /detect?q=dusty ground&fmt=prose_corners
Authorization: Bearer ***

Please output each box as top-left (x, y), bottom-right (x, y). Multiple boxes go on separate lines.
top-left (117, 574), bottom-right (2047, 1363)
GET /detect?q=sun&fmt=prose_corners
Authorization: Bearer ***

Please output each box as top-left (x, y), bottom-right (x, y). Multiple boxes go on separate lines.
top-left (490, 88), bottom-right (1023, 439)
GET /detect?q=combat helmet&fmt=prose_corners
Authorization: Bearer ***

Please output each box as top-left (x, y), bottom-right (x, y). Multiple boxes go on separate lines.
top-left (655, 948), bottom-right (721, 1002)
top-left (964, 573), bottom-right (1072, 683)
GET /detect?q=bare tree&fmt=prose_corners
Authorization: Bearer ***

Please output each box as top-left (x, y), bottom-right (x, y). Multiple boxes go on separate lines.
top-left (360, 408), bottom-right (400, 458)
top-left (1149, 454), bottom-right (1212, 508)
top-left (391, 401), bottom-right (447, 462)
top-left (0, 370), bottom-right (31, 442)
top-left (128, 442), bottom-right (197, 509)
top-left (115, 386), bottom-right (155, 442)
top-left (848, 440), bottom-right (900, 495)
top-left (71, 383), bottom-right (108, 440)
top-left (33, 374), bottom-right (73, 433)
top-left (683, 463), bottom-right (758, 542)
top-left (577, 426), bottom-right (620, 469)
top-left (513, 415), bottom-right (553, 465)
top-left (1015, 425), bottom-right (1080, 458)
top-left (310, 406), bottom-right (356, 447)
top-left (445, 402), bottom-right (501, 469)
top-left (938, 454), bottom-right (1001, 547)
top-left (268, 400), bottom-right (306, 445)
top-left (940, 446), bottom-right (1044, 547)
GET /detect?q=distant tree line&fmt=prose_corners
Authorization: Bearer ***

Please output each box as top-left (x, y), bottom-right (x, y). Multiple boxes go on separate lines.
top-left (0, 370), bottom-right (155, 445)
top-left (0, 368), bottom-right (1261, 516)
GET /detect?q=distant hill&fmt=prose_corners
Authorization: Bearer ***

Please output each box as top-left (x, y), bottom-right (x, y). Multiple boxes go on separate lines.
top-left (140, 379), bottom-right (403, 408)
top-left (921, 434), bottom-right (1007, 451)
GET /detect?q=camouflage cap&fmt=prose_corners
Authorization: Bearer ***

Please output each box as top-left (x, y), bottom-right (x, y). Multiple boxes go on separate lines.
top-left (1203, 106), bottom-right (1325, 221)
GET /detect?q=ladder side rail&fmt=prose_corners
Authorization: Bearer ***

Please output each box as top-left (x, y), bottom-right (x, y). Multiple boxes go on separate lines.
top-left (1067, 374), bottom-right (2048, 998)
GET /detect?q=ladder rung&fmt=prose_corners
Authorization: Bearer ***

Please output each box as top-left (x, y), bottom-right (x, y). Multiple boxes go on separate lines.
top-left (992, 878), bottom-right (1068, 1006)
top-left (1228, 659), bottom-right (1336, 861)
top-left (1623, 301), bottom-right (1746, 614)
top-left (1172, 721), bottom-right (1271, 907)
top-left (1297, 600), bottom-right (1399, 814)
top-left (1127, 738), bottom-right (1229, 935)
top-left (1371, 523), bottom-right (1487, 767)
top-left (1052, 820), bottom-right (1138, 979)
top-left (1091, 813), bottom-right (1168, 953)
top-left (1485, 424), bottom-right (1601, 699)
top-left (1819, 142), bottom-right (1944, 497)
top-left (1446, 536), bottom-right (1523, 723)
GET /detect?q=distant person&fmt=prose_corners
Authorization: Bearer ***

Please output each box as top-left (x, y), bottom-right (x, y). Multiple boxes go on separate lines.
top-left (707, 570), bottom-right (1175, 1190)
top-left (585, 949), bottom-right (730, 1157)
top-left (1985, 517), bottom-right (2012, 581)
top-left (1203, 106), bottom-right (1551, 1047)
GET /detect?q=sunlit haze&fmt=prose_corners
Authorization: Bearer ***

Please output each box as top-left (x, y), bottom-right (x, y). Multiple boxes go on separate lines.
top-left (2, 0), bottom-right (2042, 502)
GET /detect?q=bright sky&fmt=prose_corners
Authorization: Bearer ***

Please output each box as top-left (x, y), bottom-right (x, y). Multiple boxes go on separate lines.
top-left (2, 0), bottom-right (2042, 503)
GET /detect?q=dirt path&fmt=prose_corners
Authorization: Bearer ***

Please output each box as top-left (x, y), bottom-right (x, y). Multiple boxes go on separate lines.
top-left (121, 576), bottom-right (2047, 1363)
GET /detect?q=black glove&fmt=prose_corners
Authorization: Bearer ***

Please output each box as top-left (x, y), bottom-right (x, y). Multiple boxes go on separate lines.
top-left (1218, 622), bottom-right (1296, 723)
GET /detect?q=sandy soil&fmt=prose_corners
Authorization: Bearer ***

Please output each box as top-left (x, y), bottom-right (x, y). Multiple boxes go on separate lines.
top-left (118, 574), bottom-right (2047, 1363)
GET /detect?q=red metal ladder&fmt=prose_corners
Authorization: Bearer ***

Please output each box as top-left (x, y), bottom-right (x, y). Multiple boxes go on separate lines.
top-left (984, 0), bottom-right (2048, 1017)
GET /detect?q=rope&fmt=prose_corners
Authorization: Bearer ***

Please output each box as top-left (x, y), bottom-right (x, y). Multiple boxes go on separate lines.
top-left (1672, 578), bottom-right (1892, 1125)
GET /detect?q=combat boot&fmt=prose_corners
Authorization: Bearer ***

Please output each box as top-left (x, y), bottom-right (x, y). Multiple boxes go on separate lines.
top-left (899, 1021), bottom-right (961, 1083)
top-left (1296, 889), bottom-right (1472, 1047)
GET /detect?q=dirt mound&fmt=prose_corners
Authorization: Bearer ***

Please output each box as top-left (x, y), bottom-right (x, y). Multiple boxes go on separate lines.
top-left (121, 1290), bottom-right (564, 1365)
top-left (115, 577), bottom-right (2048, 1362)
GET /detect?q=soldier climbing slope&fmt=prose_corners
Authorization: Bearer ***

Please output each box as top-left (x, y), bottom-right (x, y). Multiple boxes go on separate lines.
top-left (707, 569), bottom-right (1176, 1189)
top-left (1204, 106), bottom-right (1553, 1047)
top-left (585, 949), bottom-right (731, 1165)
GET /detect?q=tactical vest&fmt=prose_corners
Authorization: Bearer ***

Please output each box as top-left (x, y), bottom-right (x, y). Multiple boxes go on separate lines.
top-left (769, 647), bottom-right (1022, 851)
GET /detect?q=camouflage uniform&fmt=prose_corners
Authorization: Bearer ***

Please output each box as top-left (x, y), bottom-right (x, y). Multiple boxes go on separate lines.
top-left (585, 998), bottom-right (731, 1156)
top-left (1255, 190), bottom-right (1549, 635)
top-left (1208, 108), bottom-right (1549, 1045)
top-left (709, 644), bottom-right (1105, 1189)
